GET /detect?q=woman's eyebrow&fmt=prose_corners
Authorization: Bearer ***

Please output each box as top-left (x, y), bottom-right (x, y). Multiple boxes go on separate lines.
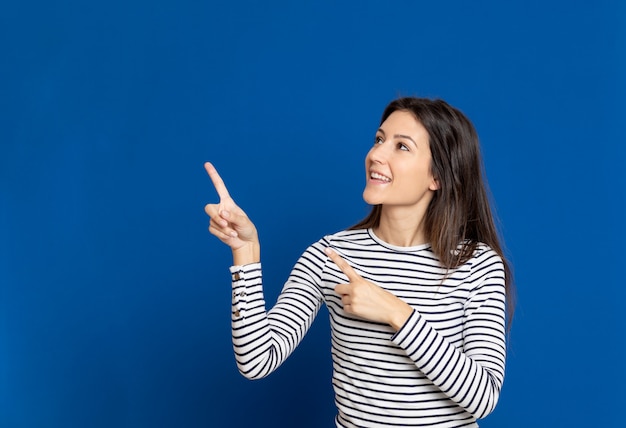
top-left (394, 134), bottom-right (417, 147)
top-left (377, 129), bottom-right (417, 147)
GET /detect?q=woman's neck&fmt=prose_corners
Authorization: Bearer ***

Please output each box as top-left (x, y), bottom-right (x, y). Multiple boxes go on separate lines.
top-left (374, 208), bottom-right (428, 247)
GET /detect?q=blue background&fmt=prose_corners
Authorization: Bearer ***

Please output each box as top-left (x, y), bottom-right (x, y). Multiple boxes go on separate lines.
top-left (1, 1), bottom-right (625, 427)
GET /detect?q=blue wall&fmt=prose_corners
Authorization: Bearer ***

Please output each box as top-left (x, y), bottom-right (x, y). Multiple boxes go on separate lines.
top-left (1, 1), bottom-right (625, 427)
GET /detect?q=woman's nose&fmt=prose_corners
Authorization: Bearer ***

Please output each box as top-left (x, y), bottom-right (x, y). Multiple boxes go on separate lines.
top-left (369, 143), bottom-right (390, 164)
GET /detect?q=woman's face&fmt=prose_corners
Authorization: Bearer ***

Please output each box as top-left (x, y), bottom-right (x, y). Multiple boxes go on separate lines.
top-left (362, 110), bottom-right (439, 210)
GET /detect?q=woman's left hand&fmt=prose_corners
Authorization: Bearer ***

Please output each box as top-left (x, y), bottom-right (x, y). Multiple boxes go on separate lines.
top-left (325, 247), bottom-right (414, 331)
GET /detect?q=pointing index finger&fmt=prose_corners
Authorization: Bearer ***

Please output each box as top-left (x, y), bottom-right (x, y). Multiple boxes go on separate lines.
top-left (204, 162), bottom-right (231, 201)
top-left (325, 247), bottom-right (360, 281)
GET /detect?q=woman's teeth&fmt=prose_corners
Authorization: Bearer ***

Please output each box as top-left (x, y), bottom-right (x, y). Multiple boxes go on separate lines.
top-left (371, 172), bottom-right (391, 182)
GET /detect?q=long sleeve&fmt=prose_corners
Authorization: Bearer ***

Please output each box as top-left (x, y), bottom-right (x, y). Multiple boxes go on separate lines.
top-left (229, 244), bottom-right (326, 379)
top-left (391, 249), bottom-right (506, 419)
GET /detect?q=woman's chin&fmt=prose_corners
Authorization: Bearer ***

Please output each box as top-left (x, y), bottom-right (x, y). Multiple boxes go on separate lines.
top-left (362, 191), bottom-right (382, 206)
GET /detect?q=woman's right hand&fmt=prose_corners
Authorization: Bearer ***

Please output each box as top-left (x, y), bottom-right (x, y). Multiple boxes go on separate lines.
top-left (204, 162), bottom-right (260, 264)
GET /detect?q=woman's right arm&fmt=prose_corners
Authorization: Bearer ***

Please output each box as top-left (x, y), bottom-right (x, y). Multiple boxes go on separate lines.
top-left (204, 162), bottom-right (326, 379)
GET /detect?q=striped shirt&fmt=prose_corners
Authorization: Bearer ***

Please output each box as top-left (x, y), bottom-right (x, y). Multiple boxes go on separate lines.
top-left (229, 228), bottom-right (507, 427)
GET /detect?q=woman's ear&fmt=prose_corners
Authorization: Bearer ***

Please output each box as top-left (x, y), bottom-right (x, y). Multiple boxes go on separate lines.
top-left (429, 176), bottom-right (441, 191)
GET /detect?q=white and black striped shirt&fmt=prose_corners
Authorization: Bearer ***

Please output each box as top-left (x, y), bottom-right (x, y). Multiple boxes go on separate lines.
top-left (229, 228), bottom-right (507, 427)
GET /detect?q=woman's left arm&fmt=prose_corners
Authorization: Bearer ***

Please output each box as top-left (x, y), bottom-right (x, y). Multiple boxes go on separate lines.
top-left (391, 251), bottom-right (507, 419)
top-left (326, 247), bottom-right (506, 419)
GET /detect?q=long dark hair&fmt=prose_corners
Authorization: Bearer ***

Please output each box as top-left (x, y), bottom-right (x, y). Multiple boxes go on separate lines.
top-left (351, 97), bottom-right (516, 324)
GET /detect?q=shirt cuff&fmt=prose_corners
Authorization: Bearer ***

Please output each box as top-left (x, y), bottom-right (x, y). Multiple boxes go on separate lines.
top-left (229, 263), bottom-right (262, 323)
top-left (229, 262), bottom-right (261, 283)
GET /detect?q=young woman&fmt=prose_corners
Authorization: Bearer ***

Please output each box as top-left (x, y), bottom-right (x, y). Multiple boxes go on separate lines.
top-left (205, 96), bottom-right (515, 427)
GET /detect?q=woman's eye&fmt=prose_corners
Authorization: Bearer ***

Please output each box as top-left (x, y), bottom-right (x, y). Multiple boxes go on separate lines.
top-left (398, 143), bottom-right (409, 151)
top-left (374, 136), bottom-right (384, 145)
